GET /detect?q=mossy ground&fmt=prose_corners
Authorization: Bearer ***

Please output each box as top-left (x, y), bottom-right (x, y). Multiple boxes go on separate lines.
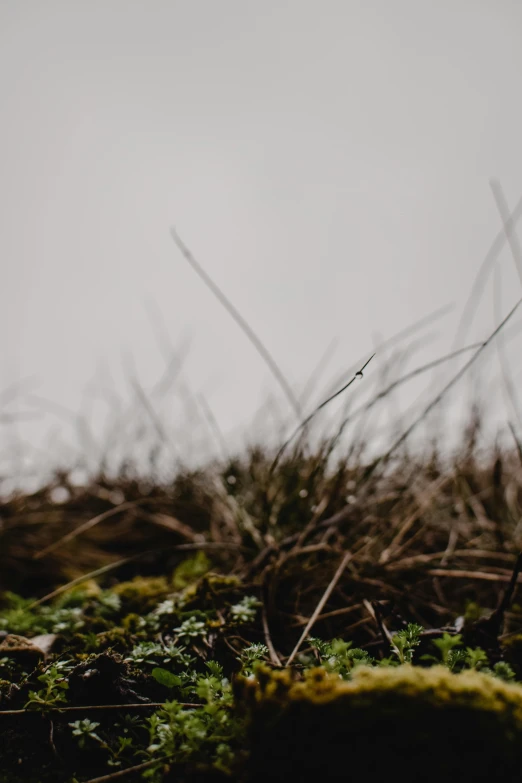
top-left (239, 665), bottom-right (522, 783)
top-left (1, 417), bottom-right (522, 781)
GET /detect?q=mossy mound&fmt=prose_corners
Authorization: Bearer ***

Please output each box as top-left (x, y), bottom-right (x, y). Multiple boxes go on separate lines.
top-left (238, 665), bottom-right (522, 782)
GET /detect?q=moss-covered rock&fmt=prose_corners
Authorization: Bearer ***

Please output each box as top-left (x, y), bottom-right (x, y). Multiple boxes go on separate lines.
top-left (237, 664), bottom-right (522, 782)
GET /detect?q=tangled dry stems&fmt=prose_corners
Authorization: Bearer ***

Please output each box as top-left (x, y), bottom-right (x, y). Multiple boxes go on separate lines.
top-left (1, 414), bottom-right (522, 661)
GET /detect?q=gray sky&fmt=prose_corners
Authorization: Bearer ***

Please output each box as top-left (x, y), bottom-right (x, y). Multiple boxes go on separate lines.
top-left (2, 1), bottom-right (522, 481)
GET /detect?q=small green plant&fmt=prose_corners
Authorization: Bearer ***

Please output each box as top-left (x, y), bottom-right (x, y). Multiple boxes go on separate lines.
top-left (229, 596), bottom-right (261, 624)
top-left (25, 662), bottom-right (70, 710)
top-left (0, 593), bottom-right (48, 636)
top-left (306, 638), bottom-right (374, 677)
top-left (152, 598), bottom-right (177, 617)
top-left (145, 671), bottom-right (242, 782)
top-left (96, 591), bottom-right (122, 615)
top-left (486, 661), bottom-right (517, 682)
top-left (465, 647), bottom-right (489, 670)
top-left (419, 635), bottom-right (517, 681)
top-left (174, 616), bottom-right (207, 644)
top-left (69, 718), bottom-right (104, 749)
top-left (69, 717), bottom-right (140, 768)
top-left (151, 667), bottom-right (182, 690)
top-left (446, 648), bottom-right (469, 672)
top-left (124, 640), bottom-right (195, 668)
top-left (431, 632), bottom-right (463, 665)
top-left (238, 643), bottom-right (269, 675)
top-left (390, 623), bottom-right (423, 664)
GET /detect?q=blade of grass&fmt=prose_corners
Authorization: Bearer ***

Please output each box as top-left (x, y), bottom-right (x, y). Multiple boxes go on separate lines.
top-left (170, 227), bottom-right (302, 421)
top-left (452, 192), bottom-right (522, 351)
top-left (286, 550), bottom-right (353, 665)
top-left (365, 297), bottom-right (522, 482)
top-left (269, 353), bottom-right (375, 475)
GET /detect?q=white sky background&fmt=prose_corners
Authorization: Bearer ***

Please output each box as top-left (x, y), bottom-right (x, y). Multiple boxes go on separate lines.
top-left (1, 0), bottom-right (522, 484)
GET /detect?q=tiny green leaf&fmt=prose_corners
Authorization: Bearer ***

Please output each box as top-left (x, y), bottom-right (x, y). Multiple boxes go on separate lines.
top-left (151, 668), bottom-right (181, 689)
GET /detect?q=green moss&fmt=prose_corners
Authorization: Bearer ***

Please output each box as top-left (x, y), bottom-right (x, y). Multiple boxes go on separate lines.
top-left (237, 665), bottom-right (522, 783)
top-left (172, 551), bottom-right (212, 590)
top-left (121, 611), bottom-right (144, 633)
top-left (180, 572), bottom-right (243, 614)
top-left (111, 575), bottom-right (170, 613)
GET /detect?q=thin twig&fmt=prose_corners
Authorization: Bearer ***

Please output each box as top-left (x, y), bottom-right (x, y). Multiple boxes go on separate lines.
top-left (81, 756), bottom-right (172, 783)
top-left (270, 354), bottom-right (375, 475)
top-left (386, 549), bottom-right (516, 571)
top-left (333, 342), bottom-right (484, 446)
top-left (138, 510), bottom-right (206, 543)
top-left (491, 179), bottom-right (522, 287)
top-left (27, 558), bottom-right (137, 608)
top-left (261, 601), bottom-right (282, 667)
top-left (142, 298), bottom-right (193, 390)
top-left (323, 303), bottom-right (454, 399)
top-left (101, 305), bottom-right (190, 462)
top-left (170, 227), bottom-right (302, 420)
top-left (452, 192), bottom-right (522, 351)
top-left (490, 181), bottom-right (522, 427)
top-left (364, 599), bottom-right (394, 646)
top-left (286, 550), bottom-right (352, 665)
top-left (291, 602), bottom-right (363, 627)
top-left (197, 393), bottom-right (229, 461)
top-left (48, 719), bottom-right (59, 759)
top-left (427, 568), bottom-right (522, 582)
top-left (127, 369), bottom-right (176, 456)
top-left (508, 421), bottom-right (522, 467)
top-left (29, 542), bottom-right (247, 608)
top-left (0, 702), bottom-right (204, 716)
top-left (33, 497), bottom-right (174, 560)
top-left (294, 495), bottom-right (331, 549)
top-left (298, 336), bottom-right (340, 408)
top-left (365, 297), bottom-right (522, 482)
top-left (493, 263), bottom-right (522, 426)
top-left (379, 476), bottom-right (449, 564)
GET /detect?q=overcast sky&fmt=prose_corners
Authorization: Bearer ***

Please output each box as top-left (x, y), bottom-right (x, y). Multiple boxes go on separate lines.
top-left (2, 1), bottom-right (522, 483)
